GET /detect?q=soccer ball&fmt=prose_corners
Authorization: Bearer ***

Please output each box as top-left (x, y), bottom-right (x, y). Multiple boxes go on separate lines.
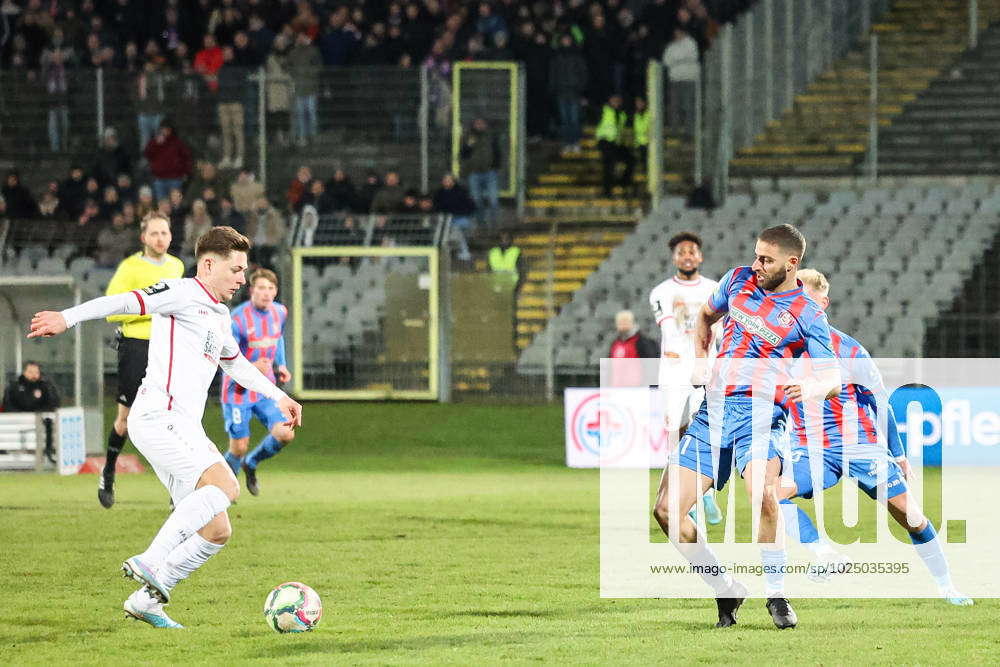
top-left (263, 581), bottom-right (323, 633)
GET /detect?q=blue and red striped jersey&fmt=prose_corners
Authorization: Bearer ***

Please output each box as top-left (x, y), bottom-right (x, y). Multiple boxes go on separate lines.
top-left (788, 326), bottom-right (887, 450)
top-left (707, 266), bottom-right (836, 399)
top-left (220, 300), bottom-right (288, 405)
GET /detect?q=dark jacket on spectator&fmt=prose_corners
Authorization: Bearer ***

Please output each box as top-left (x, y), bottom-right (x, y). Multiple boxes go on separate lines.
top-left (370, 184), bottom-right (405, 213)
top-left (549, 44), bottom-right (588, 98)
top-left (2, 177), bottom-right (39, 219)
top-left (3, 374), bottom-right (60, 412)
top-left (216, 62), bottom-right (245, 103)
top-left (285, 41), bottom-right (322, 96)
top-left (460, 127), bottom-right (501, 175)
top-left (144, 132), bottom-right (193, 180)
top-left (92, 143), bottom-right (132, 187)
top-left (326, 176), bottom-right (357, 212)
top-left (320, 26), bottom-right (359, 66)
top-left (433, 182), bottom-right (476, 216)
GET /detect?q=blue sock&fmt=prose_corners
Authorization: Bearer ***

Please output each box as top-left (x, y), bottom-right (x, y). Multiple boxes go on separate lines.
top-left (245, 435), bottom-right (283, 471)
top-left (761, 548), bottom-right (787, 597)
top-left (909, 522), bottom-right (952, 589)
top-left (223, 451), bottom-right (242, 476)
top-left (779, 499), bottom-right (820, 544)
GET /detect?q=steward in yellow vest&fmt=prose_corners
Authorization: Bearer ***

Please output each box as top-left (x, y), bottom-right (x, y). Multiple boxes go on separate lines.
top-left (595, 95), bottom-right (635, 198)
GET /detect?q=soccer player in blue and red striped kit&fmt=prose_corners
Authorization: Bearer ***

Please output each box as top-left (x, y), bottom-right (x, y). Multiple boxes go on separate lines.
top-left (221, 268), bottom-right (295, 496)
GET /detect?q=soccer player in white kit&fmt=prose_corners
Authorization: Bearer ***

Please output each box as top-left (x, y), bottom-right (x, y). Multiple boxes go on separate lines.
top-left (649, 232), bottom-right (723, 524)
top-left (28, 226), bottom-right (303, 629)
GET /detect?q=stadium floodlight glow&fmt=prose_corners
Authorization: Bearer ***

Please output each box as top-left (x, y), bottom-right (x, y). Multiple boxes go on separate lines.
top-left (290, 246), bottom-right (440, 401)
top-left (599, 357), bottom-right (1000, 598)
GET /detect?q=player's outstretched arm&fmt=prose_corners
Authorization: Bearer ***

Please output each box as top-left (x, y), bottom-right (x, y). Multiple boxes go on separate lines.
top-left (29, 290), bottom-right (144, 338)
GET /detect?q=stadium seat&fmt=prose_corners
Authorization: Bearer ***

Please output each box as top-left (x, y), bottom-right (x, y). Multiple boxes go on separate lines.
top-left (555, 346), bottom-right (588, 369)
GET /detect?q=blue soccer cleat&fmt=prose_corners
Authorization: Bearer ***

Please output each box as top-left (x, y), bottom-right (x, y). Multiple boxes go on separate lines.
top-left (941, 587), bottom-right (974, 606)
top-left (124, 597), bottom-right (184, 629)
top-left (122, 556), bottom-right (170, 604)
top-left (703, 492), bottom-right (723, 525)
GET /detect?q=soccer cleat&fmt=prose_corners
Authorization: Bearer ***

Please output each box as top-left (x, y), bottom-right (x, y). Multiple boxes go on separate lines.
top-left (715, 581), bottom-right (747, 628)
top-left (766, 597), bottom-right (798, 629)
top-left (941, 587), bottom-right (974, 606)
top-left (243, 463), bottom-right (260, 497)
top-left (98, 469), bottom-right (116, 509)
top-left (124, 598), bottom-right (184, 629)
top-left (122, 556), bottom-right (170, 604)
top-left (807, 551), bottom-right (851, 583)
top-left (703, 493), bottom-right (723, 525)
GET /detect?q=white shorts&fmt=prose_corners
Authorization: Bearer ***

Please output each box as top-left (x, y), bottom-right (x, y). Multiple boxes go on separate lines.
top-left (127, 408), bottom-right (225, 503)
top-left (659, 355), bottom-right (705, 431)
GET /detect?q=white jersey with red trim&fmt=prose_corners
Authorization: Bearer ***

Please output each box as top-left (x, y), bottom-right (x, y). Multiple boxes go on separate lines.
top-left (127, 277), bottom-right (243, 422)
top-left (648, 275), bottom-right (719, 359)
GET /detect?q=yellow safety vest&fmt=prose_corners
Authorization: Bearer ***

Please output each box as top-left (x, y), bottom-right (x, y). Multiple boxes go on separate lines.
top-left (488, 246), bottom-right (520, 279)
top-left (595, 105), bottom-right (627, 143)
top-left (633, 110), bottom-right (649, 147)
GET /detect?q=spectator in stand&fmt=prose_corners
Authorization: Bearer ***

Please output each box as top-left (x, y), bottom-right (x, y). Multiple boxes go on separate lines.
top-left (216, 195), bottom-right (247, 234)
top-left (184, 160), bottom-right (222, 210)
top-left (513, 22), bottom-right (550, 141)
top-left (92, 127), bottom-right (131, 187)
top-left (476, 2), bottom-right (507, 43)
top-left (549, 32), bottom-right (588, 154)
top-left (584, 11), bottom-right (614, 120)
top-left (248, 13), bottom-right (276, 58)
top-left (326, 168), bottom-right (357, 212)
top-left (595, 94), bottom-right (633, 197)
top-left (356, 170), bottom-right (381, 213)
top-left (662, 26), bottom-right (700, 136)
top-left (371, 170), bottom-right (405, 213)
top-left (482, 30), bottom-right (513, 60)
top-left (3, 170), bottom-right (38, 219)
top-left (460, 117), bottom-right (501, 227)
top-left (58, 166), bottom-right (87, 218)
top-left (83, 176), bottom-right (101, 205)
top-left (42, 46), bottom-right (70, 152)
top-left (301, 178), bottom-right (334, 215)
top-left (286, 165), bottom-right (312, 212)
top-left (286, 31), bottom-right (321, 147)
top-left (632, 96), bottom-right (650, 191)
top-left (2, 361), bottom-right (59, 463)
top-left (216, 45), bottom-right (246, 169)
top-left (488, 231), bottom-right (525, 294)
top-left (610, 309), bottom-right (659, 358)
top-left (265, 33), bottom-right (294, 146)
top-left (144, 119), bottom-right (193, 201)
top-left (433, 173), bottom-right (475, 261)
top-left (319, 7), bottom-right (360, 66)
top-left (116, 173), bottom-right (136, 204)
top-left (72, 198), bottom-right (102, 257)
top-left (193, 33), bottom-right (223, 92)
top-left (38, 183), bottom-right (60, 218)
top-left (422, 38), bottom-right (452, 129)
top-left (95, 210), bottom-right (138, 267)
top-left (183, 198), bottom-right (213, 255)
top-left (246, 196), bottom-right (287, 269)
top-left (231, 168), bottom-right (265, 214)
top-left (134, 60), bottom-right (167, 152)
top-left (99, 185), bottom-right (122, 220)
top-left (290, 1), bottom-right (321, 41)
top-left (136, 184), bottom-right (155, 218)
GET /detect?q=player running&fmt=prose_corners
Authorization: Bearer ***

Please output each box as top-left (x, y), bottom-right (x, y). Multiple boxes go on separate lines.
top-left (99, 214), bottom-right (185, 508)
top-left (649, 231), bottom-right (722, 525)
top-left (653, 224), bottom-right (841, 630)
top-left (220, 268), bottom-right (294, 496)
top-left (28, 226), bottom-right (302, 629)
top-left (778, 269), bottom-right (973, 606)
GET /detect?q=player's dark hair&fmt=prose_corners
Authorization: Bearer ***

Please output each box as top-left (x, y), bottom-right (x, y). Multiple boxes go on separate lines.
top-left (196, 226), bottom-right (251, 259)
top-left (251, 268), bottom-right (278, 287)
top-left (758, 224), bottom-right (806, 260)
top-left (668, 231), bottom-right (702, 252)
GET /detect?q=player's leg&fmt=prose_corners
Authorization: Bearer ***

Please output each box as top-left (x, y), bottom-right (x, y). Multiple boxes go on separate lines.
top-left (857, 460), bottom-right (974, 606)
top-left (681, 388), bottom-right (723, 526)
top-left (242, 399), bottom-right (296, 497)
top-left (222, 403), bottom-right (251, 478)
top-left (100, 403), bottom-right (130, 508)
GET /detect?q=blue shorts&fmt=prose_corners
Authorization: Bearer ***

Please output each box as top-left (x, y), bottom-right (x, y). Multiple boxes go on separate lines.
top-left (682, 396), bottom-right (789, 475)
top-left (791, 447), bottom-right (908, 500)
top-left (222, 399), bottom-right (287, 439)
top-left (669, 432), bottom-right (734, 491)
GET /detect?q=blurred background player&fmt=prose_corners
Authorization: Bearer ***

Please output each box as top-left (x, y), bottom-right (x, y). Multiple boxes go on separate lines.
top-left (220, 268), bottom-right (294, 496)
top-left (779, 269), bottom-right (973, 606)
top-left (99, 214), bottom-right (184, 508)
top-left (649, 232), bottom-right (722, 524)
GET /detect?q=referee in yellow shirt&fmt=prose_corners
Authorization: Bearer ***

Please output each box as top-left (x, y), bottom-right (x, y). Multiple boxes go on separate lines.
top-left (98, 213), bottom-right (185, 508)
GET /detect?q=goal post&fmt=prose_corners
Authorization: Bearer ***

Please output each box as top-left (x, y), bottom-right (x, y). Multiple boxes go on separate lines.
top-left (290, 246), bottom-right (440, 401)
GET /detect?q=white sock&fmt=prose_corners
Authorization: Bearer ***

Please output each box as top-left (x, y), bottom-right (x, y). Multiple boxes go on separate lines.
top-left (913, 538), bottom-right (953, 590)
top-left (761, 548), bottom-right (787, 598)
top-left (139, 486), bottom-right (230, 566)
top-left (157, 532), bottom-right (225, 592)
top-left (676, 541), bottom-right (735, 595)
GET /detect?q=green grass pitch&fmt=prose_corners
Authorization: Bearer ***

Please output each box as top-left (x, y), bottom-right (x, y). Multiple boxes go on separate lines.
top-left (1, 402), bottom-right (998, 664)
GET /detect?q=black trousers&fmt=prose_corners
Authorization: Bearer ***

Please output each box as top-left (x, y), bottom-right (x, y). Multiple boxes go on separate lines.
top-left (598, 139), bottom-right (635, 196)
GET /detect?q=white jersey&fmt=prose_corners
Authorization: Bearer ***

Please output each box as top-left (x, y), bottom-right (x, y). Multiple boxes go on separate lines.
top-left (649, 275), bottom-right (719, 359)
top-left (62, 277), bottom-right (285, 423)
top-left (649, 275), bottom-right (719, 431)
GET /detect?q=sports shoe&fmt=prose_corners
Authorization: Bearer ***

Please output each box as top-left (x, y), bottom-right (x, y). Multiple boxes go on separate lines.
top-left (807, 551), bottom-right (851, 583)
top-left (715, 581), bottom-right (747, 628)
top-left (766, 597), bottom-right (798, 629)
top-left (243, 462), bottom-right (259, 496)
top-left (122, 556), bottom-right (170, 604)
top-left (124, 589), bottom-right (183, 629)
top-left (941, 587), bottom-right (974, 606)
top-left (98, 469), bottom-right (115, 508)
top-left (703, 492), bottom-right (723, 525)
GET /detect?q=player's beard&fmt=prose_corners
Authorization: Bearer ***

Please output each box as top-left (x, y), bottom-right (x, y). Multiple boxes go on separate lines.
top-left (758, 265), bottom-right (787, 291)
top-left (678, 266), bottom-right (698, 280)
